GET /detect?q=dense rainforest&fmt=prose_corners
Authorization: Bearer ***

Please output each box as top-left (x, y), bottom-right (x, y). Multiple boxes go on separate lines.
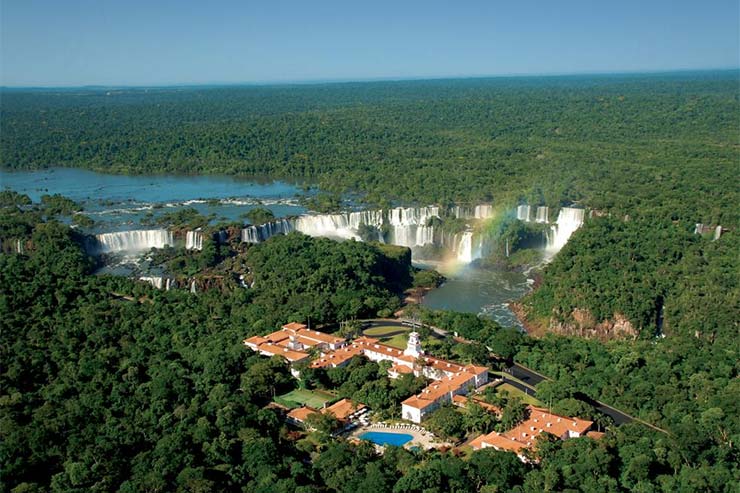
top-left (2, 196), bottom-right (738, 492)
top-left (519, 217), bottom-right (738, 339)
top-left (3, 73), bottom-right (737, 332)
top-left (1, 72), bottom-right (738, 225)
top-left (1, 72), bottom-right (738, 491)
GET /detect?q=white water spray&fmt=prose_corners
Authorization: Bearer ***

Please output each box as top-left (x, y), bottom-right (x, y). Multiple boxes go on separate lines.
top-left (186, 231), bottom-right (204, 250)
top-left (95, 230), bottom-right (174, 253)
top-left (547, 208), bottom-right (585, 252)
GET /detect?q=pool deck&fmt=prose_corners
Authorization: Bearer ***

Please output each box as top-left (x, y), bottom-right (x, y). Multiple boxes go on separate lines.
top-left (349, 422), bottom-right (450, 451)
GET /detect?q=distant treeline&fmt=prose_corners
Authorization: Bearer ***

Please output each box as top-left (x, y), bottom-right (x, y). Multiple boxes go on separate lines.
top-left (2, 72), bottom-right (738, 225)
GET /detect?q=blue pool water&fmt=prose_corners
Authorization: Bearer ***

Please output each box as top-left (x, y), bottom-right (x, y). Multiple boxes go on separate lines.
top-left (359, 431), bottom-right (413, 447)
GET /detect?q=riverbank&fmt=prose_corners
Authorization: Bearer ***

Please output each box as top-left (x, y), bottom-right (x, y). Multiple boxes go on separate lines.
top-left (510, 301), bottom-right (548, 337)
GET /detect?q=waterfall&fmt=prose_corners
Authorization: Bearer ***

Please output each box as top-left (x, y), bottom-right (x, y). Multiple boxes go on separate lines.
top-left (535, 206), bottom-right (549, 223)
top-left (713, 226), bottom-right (723, 241)
top-left (546, 208), bottom-right (585, 252)
top-left (347, 210), bottom-right (385, 229)
top-left (452, 204), bottom-right (494, 220)
top-left (239, 204), bottom-right (497, 263)
top-left (139, 276), bottom-right (174, 290)
top-left (242, 219), bottom-right (294, 243)
top-left (387, 206), bottom-right (439, 226)
top-left (389, 224), bottom-right (436, 247)
top-left (242, 206), bottom-right (440, 247)
top-left (186, 231), bottom-right (204, 250)
top-left (190, 280), bottom-right (197, 294)
top-left (15, 240), bottom-right (23, 254)
top-left (387, 206), bottom-right (438, 247)
top-left (517, 204), bottom-right (549, 223)
top-left (140, 276), bottom-right (164, 289)
top-left (451, 206), bottom-right (467, 219)
top-left (455, 232), bottom-right (474, 263)
top-left (516, 205), bottom-right (532, 222)
top-left (294, 214), bottom-right (359, 239)
top-left (452, 231), bottom-right (484, 263)
top-left (474, 204), bottom-right (494, 219)
top-left (94, 229), bottom-right (174, 253)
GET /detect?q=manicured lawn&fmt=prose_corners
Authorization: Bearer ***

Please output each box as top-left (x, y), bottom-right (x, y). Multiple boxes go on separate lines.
top-left (363, 325), bottom-right (410, 337)
top-left (495, 382), bottom-right (543, 406)
top-left (274, 388), bottom-right (334, 409)
top-left (382, 333), bottom-right (409, 349)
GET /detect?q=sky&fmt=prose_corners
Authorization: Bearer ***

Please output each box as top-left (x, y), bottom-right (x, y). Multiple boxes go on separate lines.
top-left (1, 0), bottom-right (738, 87)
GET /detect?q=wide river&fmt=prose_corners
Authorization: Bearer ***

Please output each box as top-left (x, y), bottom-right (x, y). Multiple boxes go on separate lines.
top-left (0, 168), bottom-right (307, 232)
top-left (1, 168), bottom-right (530, 328)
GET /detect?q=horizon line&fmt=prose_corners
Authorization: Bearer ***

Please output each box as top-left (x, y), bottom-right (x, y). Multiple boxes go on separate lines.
top-left (1, 66), bottom-right (738, 90)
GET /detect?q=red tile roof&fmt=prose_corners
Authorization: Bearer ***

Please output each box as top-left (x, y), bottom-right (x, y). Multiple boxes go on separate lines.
top-left (252, 342), bottom-right (311, 362)
top-left (402, 370), bottom-right (478, 410)
top-left (390, 364), bottom-right (414, 374)
top-left (322, 399), bottom-right (366, 420)
top-left (245, 325), bottom-right (346, 364)
top-left (310, 343), bottom-right (364, 368)
top-left (471, 406), bottom-right (593, 453)
top-left (282, 322), bottom-right (308, 331)
top-left (470, 432), bottom-right (526, 454)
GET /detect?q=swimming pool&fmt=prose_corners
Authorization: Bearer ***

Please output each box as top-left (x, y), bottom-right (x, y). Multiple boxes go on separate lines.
top-left (359, 431), bottom-right (413, 447)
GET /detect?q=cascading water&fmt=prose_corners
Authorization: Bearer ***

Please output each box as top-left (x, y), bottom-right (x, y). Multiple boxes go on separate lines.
top-left (241, 206), bottom-right (440, 248)
top-left (140, 276), bottom-right (164, 289)
top-left (387, 206), bottom-right (439, 226)
top-left (242, 219), bottom-right (294, 243)
top-left (186, 231), bottom-right (204, 250)
top-left (294, 214), bottom-right (360, 240)
top-left (454, 232), bottom-right (475, 263)
top-left (386, 206), bottom-right (438, 247)
top-left (94, 230), bottom-right (174, 253)
top-left (516, 205), bottom-right (532, 222)
top-left (546, 207), bottom-right (585, 252)
top-left (236, 205), bottom-right (504, 264)
top-left (535, 206), bottom-right (549, 223)
top-left (474, 205), bottom-right (494, 219)
top-left (452, 204), bottom-right (493, 220)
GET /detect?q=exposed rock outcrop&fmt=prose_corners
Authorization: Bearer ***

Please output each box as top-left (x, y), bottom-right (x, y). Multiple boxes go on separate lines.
top-left (512, 303), bottom-right (639, 341)
top-left (547, 309), bottom-right (639, 341)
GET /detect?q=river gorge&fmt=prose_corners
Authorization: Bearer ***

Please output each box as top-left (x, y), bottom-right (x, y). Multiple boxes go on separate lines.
top-left (1, 168), bottom-right (586, 328)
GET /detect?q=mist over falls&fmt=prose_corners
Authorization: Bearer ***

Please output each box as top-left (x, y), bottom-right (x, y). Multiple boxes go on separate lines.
top-left (89, 204), bottom-right (585, 265)
top-left (241, 206), bottom-right (483, 262)
top-left (93, 229), bottom-right (175, 254)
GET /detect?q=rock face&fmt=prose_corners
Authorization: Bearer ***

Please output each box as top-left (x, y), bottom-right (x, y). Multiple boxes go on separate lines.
top-left (547, 309), bottom-right (639, 341)
top-left (512, 303), bottom-right (639, 341)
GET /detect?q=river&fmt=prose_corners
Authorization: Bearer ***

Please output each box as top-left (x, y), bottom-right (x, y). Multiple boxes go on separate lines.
top-left (416, 261), bottom-right (531, 329)
top-left (0, 168), bottom-right (307, 232)
top-left (2, 168), bottom-right (533, 328)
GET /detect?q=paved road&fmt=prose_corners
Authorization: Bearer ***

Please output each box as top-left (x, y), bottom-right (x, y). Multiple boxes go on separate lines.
top-left (502, 364), bottom-right (634, 426)
top-left (508, 362), bottom-right (547, 387)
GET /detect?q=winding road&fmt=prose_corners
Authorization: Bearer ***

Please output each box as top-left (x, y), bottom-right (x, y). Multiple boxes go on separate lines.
top-left (503, 363), bottom-right (639, 427)
top-left (360, 318), bottom-right (666, 432)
